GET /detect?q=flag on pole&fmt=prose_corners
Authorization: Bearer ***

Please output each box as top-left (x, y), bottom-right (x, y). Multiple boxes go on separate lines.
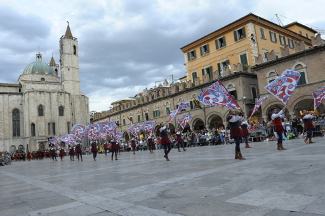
top-left (197, 80), bottom-right (241, 109)
top-left (250, 97), bottom-right (268, 117)
top-left (177, 114), bottom-right (192, 129)
top-left (178, 102), bottom-right (190, 111)
top-left (128, 124), bottom-right (142, 137)
top-left (86, 124), bottom-right (101, 140)
top-left (264, 70), bottom-right (301, 105)
top-left (49, 136), bottom-right (61, 146)
top-left (313, 87), bottom-right (325, 109)
top-left (99, 121), bottom-right (117, 133)
top-left (141, 121), bottom-right (156, 134)
top-left (60, 134), bottom-right (76, 146)
top-left (167, 109), bottom-right (179, 122)
top-left (70, 124), bottom-right (87, 139)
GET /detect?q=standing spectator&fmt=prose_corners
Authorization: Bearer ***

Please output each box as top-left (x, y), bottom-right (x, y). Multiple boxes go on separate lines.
top-left (302, 110), bottom-right (315, 144)
top-left (291, 116), bottom-right (299, 137)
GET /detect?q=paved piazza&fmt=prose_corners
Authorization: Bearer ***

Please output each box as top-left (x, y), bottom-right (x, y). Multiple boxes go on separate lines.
top-left (1, 138), bottom-right (325, 216)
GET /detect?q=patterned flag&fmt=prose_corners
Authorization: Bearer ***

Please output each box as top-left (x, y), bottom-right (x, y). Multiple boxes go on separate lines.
top-left (313, 87), bottom-right (325, 109)
top-left (107, 129), bottom-right (117, 139)
top-left (115, 132), bottom-right (124, 140)
top-left (141, 121), bottom-right (156, 134)
top-left (99, 121), bottom-right (117, 133)
top-left (70, 124), bottom-right (87, 139)
top-left (178, 102), bottom-right (190, 111)
top-left (167, 109), bottom-right (179, 122)
top-left (60, 134), bottom-right (76, 146)
top-left (197, 81), bottom-right (241, 109)
top-left (128, 124), bottom-right (142, 137)
top-left (49, 136), bottom-right (60, 146)
top-left (250, 97), bottom-right (268, 117)
top-left (86, 124), bottom-right (101, 140)
top-left (177, 114), bottom-right (192, 129)
top-left (264, 70), bottom-right (301, 105)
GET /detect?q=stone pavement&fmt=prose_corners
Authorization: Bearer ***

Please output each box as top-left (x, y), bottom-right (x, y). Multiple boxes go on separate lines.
top-left (1, 138), bottom-right (325, 216)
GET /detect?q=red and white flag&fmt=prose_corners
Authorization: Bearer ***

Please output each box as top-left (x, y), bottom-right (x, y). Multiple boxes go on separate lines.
top-left (313, 87), bottom-right (325, 109)
top-left (250, 97), bottom-right (268, 117)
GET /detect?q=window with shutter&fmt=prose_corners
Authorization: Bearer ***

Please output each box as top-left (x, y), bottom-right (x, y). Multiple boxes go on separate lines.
top-left (297, 72), bottom-right (306, 85)
top-left (234, 27), bottom-right (246, 42)
top-left (190, 101), bottom-right (194, 110)
top-left (166, 107), bottom-right (170, 115)
top-left (138, 115), bottom-right (141, 122)
top-left (192, 72), bottom-right (197, 80)
top-left (240, 53), bottom-right (248, 65)
top-left (260, 27), bottom-right (265, 39)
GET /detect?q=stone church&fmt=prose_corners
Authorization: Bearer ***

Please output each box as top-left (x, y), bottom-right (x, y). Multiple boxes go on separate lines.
top-left (0, 25), bottom-right (90, 152)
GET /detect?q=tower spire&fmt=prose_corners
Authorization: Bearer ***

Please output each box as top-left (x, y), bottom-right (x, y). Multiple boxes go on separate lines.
top-left (65, 21), bottom-right (73, 38)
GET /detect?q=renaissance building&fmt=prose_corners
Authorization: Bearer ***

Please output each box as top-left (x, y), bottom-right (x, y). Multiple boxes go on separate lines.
top-left (0, 25), bottom-right (90, 152)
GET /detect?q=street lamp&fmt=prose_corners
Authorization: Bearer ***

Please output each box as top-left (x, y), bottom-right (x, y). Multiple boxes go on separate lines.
top-left (242, 96), bottom-right (247, 118)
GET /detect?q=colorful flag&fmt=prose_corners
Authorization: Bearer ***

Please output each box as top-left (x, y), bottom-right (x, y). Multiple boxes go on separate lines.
top-left (49, 136), bottom-right (60, 146)
top-left (99, 121), bottom-right (117, 133)
top-left (197, 80), bottom-right (241, 109)
top-left (70, 124), bottom-right (87, 139)
top-left (178, 102), bottom-right (190, 111)
top-left (86, 124), bottom-right (101, 140)
top-left (141, 121), bottom-right (156, 134)
top-left (107, 129), bottom-right (117, 138)
top-left (60, 134), bottom-right (76, 146)
top-left (177, 114), bottom-right (192, 129)
top-left (250, 97), bottom-right (268, 117)
top-left (128, 124), bottom-right (142, 137)
top-left (264, 70), bottom-right (301, 105)
top-left (167, 109), bottom-right (179, 122)
top-left (115, 132), bottom-right (124, 140)
top-left (313, 87), bottom-right (325, 109)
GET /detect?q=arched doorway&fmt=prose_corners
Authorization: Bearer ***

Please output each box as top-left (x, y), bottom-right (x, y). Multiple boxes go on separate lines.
top-left (294, 99), bottom-right (324, 116)
top-left (123, 131), bottom-right (130, 142)
top-left (208, 115), bottom-right (223, 129)
top-left (192, 118), bottom-right (205, 131)
top-left (39, 142), bottom-right (45, 151)
top-left (10, 145), bottom-right (16, 153)
top-left (168, 123), bottom-right (175, 134)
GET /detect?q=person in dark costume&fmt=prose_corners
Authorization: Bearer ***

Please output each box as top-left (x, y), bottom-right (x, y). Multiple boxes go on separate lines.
top-left (147, 135), bottom-right (155, 154)
top-left (160, 123), bottom-right (172, 161)
top-left (91, 141), bottom-right (98, 161)
top-left (59, 148), bottom-right (66, 161)
top-left (69, 145), bottom-right (75, 161)
top-left (241, 120), bottom-right (251, 148)
top-left (176, 131), bottom-right (187, 152)
top-left (75, 142), bottom-right (83, 161)
top-left (227, 110), bottom-right (245, 159)
top-left (301, 110), bottom-right (315, 144)
top-left (130, 138), bottom-right (137, 154)
top-left (110, 139), bottom-right (119, 160)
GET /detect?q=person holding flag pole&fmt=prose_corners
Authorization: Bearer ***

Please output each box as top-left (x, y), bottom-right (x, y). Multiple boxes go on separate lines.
top-left (271, 107), bottom-right (286, 150)
top-left (301, 110), bottom-right (315, 144)
top-left (227, 109), bottom-right (245, 160)
top-left (159, 122), bottom-right (172, 161)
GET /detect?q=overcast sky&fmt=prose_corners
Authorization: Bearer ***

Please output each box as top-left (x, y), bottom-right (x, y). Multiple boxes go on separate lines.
top-left (1, 0), bottom-right (324, 112)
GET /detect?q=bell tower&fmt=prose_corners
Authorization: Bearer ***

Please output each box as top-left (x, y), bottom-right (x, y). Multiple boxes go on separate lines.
top-left (60, 23), bottom-right (80, 95)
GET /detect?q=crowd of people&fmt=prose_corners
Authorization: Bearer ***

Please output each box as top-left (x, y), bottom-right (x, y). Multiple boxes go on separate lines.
top-left (1, 109), bottom-right (323, 165)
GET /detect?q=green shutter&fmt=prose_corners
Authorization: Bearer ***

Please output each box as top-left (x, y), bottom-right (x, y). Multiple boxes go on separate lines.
top-left (269, 31), bottom-right (272, 42)
top-left (215, 39), bottom-right (219, 50)
top-left (241, 27), bottom-right (246, 38)
top-left (193, 50), bottom-right (197, 58)
top-left (209, 66), bottom-right (213, 79)
top-left (226, 60), bottom-right (230, 65)
top-left (190, 101), bottom-right (194, 109)
top-left (240, 53), bottom-right (248, 65)
top-left (234, 31), bottom-right (238, 42)
top-left (298, 72), bottom-right (306, 85)
top-left (260, 28), bottom-right (265, 39)
top-left (202, 68), bottom-right (205, 76)
top-left (274, 33), bottom-right (277, 42)
top-left (200, 46), bottom-right (203, 56)
top-left (233, 90), bottom-right (237, 100)
top-left (206, 44), bottom-right (210, 53)
top-left (187, 52), bottom-right (191, 61)
top-left (217, 63), bottom-right (221, 74)
top-left (192, 72), bottom-right (197, 80)
top-left (283, 36), bottom-right (286, 45)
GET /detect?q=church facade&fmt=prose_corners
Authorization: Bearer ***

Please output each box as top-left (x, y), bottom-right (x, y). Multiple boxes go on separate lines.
top-left (0, 25), bottom-right (90, 152)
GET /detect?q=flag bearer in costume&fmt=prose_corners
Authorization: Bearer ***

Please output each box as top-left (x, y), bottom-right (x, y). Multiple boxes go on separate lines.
top-left (27, 151), bottom-right (31, 161)
top-left (103, 142), bottom-right (109, 156)
top-left (227, 110), bottom-right (245, 159)
top-left (49, 143), bottom-right (57, 161)
top-left (69, 145), bottom-right (75, 161)
top-left (160, 123), bottom-right (172, 161)
top-left (147, 135), bottom-right (155, 153)
top-left (59, 148), bottom-right (66, 161)
top-left (301, 110), bottom-right (315, 144)
top-left (176, 131), bottom-right (187, 152)
top-left (271, 107), bottom-right (286, 150)
top-left (91, 141), bottom-right (98, 161)
top-left (75, 142), bottom-right (83, 161)
top-left (130, 138), bottom-right (137, 154)
top-left (241, 120), bottom-right (251, 148)
top-left (110, 139), bottom-right (119, 160)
